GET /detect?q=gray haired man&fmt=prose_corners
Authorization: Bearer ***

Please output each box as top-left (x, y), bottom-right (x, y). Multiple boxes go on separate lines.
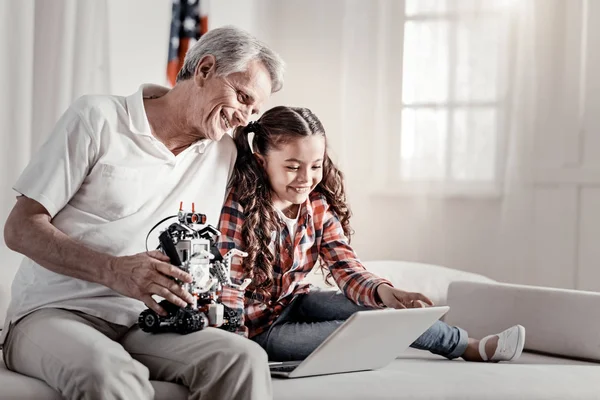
top-left (2, 26), bottom-right (284, 400)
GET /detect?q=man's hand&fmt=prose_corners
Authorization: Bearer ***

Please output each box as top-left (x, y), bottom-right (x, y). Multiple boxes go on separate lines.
top-left (376, 284), bottom-right (434, 309)
top-left (105, 250), bottom-right (195, 316)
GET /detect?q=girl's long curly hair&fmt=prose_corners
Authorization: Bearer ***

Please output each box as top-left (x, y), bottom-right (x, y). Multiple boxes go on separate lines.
top-left (231, 106), bottom-right (352, 295)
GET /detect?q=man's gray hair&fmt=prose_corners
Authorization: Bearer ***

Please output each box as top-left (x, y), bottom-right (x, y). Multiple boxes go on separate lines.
top-left (176, 25), bottom-right (285, 92)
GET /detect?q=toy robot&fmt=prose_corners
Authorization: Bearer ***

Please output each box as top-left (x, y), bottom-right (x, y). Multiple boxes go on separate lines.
top-left (138, 203), bottom-right (251, 335)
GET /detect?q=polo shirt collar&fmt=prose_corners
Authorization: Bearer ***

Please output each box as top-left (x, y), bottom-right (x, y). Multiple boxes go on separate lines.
top-left (125, 84), bottom-right (168, 136)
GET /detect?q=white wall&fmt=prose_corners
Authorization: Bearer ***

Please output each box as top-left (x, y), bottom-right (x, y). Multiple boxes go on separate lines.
top-left (106, 0), bottom-right (171, 94)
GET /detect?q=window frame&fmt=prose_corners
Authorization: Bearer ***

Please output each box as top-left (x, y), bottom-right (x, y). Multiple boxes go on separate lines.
top-left (372, 0), bottom-right (516, 198)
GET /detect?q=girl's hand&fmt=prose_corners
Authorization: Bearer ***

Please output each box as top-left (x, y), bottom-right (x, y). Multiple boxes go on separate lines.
top-left (376, 284), bottom-right (434, 309)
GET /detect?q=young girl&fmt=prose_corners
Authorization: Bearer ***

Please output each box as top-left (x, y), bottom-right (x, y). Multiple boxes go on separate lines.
top-left (217, 106), bottom-right (525, 363)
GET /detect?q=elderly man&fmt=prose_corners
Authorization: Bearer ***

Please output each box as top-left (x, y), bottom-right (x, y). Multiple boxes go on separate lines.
top-left (1, 26), bottom-right (284, 400)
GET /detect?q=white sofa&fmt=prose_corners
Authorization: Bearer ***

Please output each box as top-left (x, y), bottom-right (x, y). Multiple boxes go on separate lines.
top-left (2, 261), bottom-right (600, 400)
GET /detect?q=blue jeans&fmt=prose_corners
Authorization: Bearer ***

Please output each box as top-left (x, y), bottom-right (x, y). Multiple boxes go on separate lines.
top-left (252, 290), bottom-right (469, 362)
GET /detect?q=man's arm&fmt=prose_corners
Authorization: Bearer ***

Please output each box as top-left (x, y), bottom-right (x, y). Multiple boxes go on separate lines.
top-left (4, 196), bottom-right (195, 316)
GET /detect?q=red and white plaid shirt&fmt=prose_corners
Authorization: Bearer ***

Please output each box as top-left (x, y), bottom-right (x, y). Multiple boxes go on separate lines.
top-left (217, 191), bottom-right (391, 338)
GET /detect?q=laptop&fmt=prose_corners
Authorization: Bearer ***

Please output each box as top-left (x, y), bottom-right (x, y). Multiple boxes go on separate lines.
top-left (269, 306), bottom-right (449, 378)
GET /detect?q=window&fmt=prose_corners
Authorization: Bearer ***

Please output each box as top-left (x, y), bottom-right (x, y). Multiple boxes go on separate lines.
top-left (382, 0), bottom-right (515, 195)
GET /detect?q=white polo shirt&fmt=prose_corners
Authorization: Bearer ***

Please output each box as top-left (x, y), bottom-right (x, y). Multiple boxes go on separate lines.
top-left (1, 85), bottom-right (236, 343)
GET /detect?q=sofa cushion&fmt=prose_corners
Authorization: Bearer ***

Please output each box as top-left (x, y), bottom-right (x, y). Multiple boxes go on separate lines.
top-left (0, 356), bottom-right (61, 400)
top-left (0, 249), bottom-right (22, 327)
top-left (271, 348), bottom-right (600, 400)
top-left (304, 260), bottom-right (495, 306)
top-left (445, 280), bottom-right (600, 362)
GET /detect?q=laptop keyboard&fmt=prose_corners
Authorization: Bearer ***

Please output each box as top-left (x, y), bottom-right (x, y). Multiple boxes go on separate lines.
top-left (269, 361), bottom-right (301, 373)
top-left (270, 365), bottom-right (299, 373)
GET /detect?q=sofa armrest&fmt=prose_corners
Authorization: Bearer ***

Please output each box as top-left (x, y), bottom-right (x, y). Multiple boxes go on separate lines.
top-left (445, 280), bottom-right (600, 361)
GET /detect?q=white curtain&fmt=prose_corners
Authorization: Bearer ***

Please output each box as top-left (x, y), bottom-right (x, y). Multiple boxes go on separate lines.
top-left (0, 0), bottom-right (110, 318)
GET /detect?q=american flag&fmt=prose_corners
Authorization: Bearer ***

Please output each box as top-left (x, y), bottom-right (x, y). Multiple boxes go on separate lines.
top-left (167, 0), bottom-right (208, 87)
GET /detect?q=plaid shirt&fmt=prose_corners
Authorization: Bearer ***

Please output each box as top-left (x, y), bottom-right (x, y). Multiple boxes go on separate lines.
top-left (217, 191), bottom-right (391, 338)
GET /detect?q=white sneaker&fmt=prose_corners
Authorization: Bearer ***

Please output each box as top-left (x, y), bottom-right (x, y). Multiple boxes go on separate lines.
top-left (478, 325), bottom-right (526, 362)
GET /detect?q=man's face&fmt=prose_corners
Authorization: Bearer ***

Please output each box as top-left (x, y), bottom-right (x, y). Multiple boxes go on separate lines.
top-left (195, 59), bottom-right (272, 141)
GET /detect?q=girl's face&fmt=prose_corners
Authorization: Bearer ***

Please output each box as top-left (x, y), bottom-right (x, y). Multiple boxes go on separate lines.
top-left (258, 135), bottom-right (326, 211)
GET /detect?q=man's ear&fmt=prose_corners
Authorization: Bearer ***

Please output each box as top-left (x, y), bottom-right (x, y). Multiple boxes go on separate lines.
top-left (194, 55), bottom-right (217, 87)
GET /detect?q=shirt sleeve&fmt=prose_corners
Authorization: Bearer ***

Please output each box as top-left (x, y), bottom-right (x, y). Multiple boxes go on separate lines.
top-left (216, 192), bottom-right (249, 336)
top-left (319, 208), bottom-right (392, 308)
top-left (13, 100), bottom-right (98, 218)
